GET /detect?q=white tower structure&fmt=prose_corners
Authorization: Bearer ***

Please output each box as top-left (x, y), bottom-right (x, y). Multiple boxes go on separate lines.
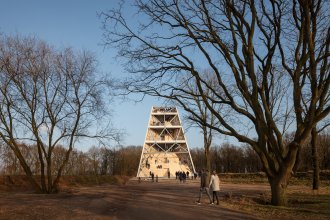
top-left (137, 107), bottom-right (196, 178)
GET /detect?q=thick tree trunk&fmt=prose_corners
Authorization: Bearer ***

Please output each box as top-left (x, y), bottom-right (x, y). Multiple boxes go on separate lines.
top-left (265, 141), bottom-right (299, 206)
top-left (311, 127), bottom-right (320, 190)
top-left (269, 176), bottom-right (288, 206)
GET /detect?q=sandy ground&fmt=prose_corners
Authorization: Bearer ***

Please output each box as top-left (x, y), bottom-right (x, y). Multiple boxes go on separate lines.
top-left (0, 178), bottom-right (264, 220)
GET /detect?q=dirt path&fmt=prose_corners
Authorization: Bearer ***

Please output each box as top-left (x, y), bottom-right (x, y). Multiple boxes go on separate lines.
top-left (115, 180), bottom-right (260, 220)
top-left (0, 179), bottom-right (261, 219)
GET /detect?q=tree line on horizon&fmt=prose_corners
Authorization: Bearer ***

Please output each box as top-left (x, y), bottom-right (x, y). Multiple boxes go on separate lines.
top-left (1, 133), bottom-right (329, 176)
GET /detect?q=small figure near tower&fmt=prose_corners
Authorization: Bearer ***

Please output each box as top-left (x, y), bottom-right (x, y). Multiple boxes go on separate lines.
top-left (137, 107), bottom-right (196, 178)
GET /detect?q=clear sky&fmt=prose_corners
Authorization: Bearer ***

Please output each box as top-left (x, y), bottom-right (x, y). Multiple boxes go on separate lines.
top-left (0, 0), bottom-right (227, 151)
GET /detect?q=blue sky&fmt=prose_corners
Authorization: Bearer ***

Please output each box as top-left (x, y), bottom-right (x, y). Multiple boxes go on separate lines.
top-left (0, 0), bottom-right (226, 151)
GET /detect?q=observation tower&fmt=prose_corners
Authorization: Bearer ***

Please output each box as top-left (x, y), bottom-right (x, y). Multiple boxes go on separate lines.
top-left (137, 107), bottom-right (195, 178)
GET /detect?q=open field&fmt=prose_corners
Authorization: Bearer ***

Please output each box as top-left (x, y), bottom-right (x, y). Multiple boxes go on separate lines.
top-left (0, 176), bottom-right (329, 220)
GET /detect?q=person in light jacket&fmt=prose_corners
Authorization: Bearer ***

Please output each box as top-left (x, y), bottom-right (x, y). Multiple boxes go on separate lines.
top-left (209, 170), bottom-right (220, 205)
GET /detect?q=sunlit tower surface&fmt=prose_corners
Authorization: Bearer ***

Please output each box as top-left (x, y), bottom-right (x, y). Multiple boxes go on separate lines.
top-left (137, 107), bottom-right (196, 178)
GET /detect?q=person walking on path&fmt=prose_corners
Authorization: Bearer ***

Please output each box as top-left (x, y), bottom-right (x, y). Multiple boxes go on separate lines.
top-left (209, 170), bottom-right (220, 205)
top-left (196, 169), bottom-right (213, 205)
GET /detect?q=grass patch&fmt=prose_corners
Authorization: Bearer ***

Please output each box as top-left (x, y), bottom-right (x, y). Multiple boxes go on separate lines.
top-left (223, 198), bottom-right (330, 220)
top-left (220, 172), bottom-right (330, 186)
top-left (220, 182), bottom-right (330, 220)
top-left (0, 174), bottom-right (131, 192)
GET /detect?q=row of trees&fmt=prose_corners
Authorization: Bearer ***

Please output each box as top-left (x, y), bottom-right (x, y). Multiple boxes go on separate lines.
top-left (191, 132), bottom-right (330, 173)
top-left (191, 144), bottom-right (263, 173)
top-left (0, 144), bottom-right (140, 177)
top-left (2, 134), bottom-right (329, 176)
top-left (299, 132), bottom-right (330, 172)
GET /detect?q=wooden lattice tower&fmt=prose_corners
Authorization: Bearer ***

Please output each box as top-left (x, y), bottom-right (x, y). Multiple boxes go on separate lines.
top-left (137, 107), bottom-right (196, 178)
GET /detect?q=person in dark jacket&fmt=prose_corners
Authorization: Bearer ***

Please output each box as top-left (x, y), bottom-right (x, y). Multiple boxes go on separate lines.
top-left (196, 169), bottom-right (213, 204)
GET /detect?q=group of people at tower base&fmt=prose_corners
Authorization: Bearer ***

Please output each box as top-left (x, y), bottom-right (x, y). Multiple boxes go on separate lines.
top-left (197, 169), bottom-right (220, 205)
top-left (175, 171), bottom-right (196, 182)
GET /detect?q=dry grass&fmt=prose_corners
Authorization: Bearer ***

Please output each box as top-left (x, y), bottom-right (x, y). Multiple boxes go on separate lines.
top-left (220, 182), bottom-right (330, 220)
top-left (0, 175), bottom-right (130, 193)
top-left (215, 172), bottom-right (330, 219)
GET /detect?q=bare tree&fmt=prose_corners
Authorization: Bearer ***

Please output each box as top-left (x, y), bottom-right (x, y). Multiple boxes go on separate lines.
top-left (184, 76), bottom-right (221, 173)
top-left (0, 34), bottom-right (118, 193)
top-left (310, 120), bottom-right (330, 190)
top-left (101, 0), bottom-right (330, 205)
top-left (189, 99), bottom-right (216, 174)
top-left (166, 72), bottom-right (221, 173)
top-left (87, 146), bottom-right (104, 175)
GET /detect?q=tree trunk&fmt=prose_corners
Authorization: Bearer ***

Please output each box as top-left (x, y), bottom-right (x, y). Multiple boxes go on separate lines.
top-left (10, 145), bottom-right (42, 193)
top-left (311, 127), bottom-right (320, 190)
top-left (269, 176), bottom-right (288, 206)
top-left (37, 144), bottom-right (47, 193)
top-left (266, 141), bottom-right (299, 206)
top-left (203, 127), bottom-right (211, 173)
top-left (47, 158), bottom-right (53, 193)
top-left (205, 147), bottom-right (211, 172)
